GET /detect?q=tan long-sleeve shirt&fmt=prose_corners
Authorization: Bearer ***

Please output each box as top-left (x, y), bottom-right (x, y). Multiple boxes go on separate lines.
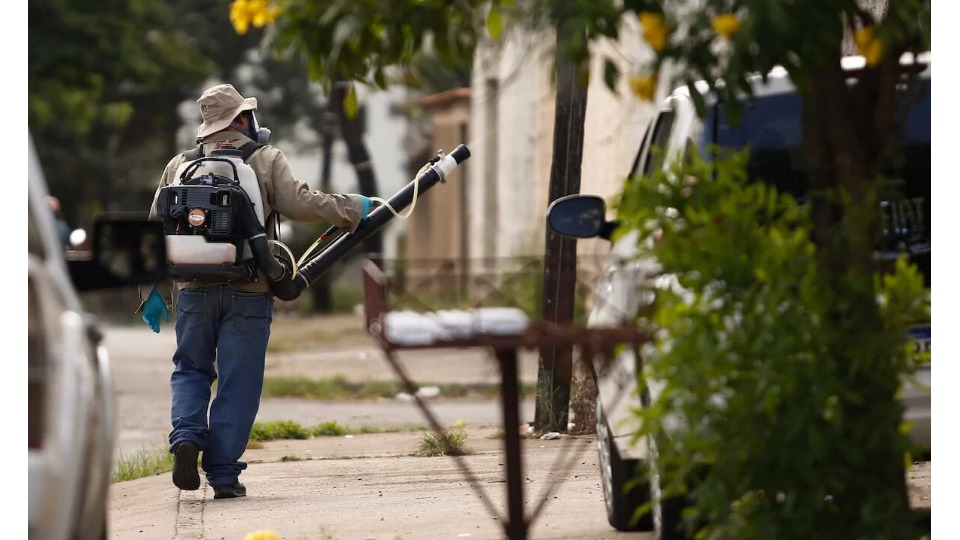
top-left (142, 130), bottom-right (364, 303)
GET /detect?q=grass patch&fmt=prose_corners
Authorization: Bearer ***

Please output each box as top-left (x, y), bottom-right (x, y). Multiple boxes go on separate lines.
top-left (416, 428), bottom-right (470, 457)
top-left (262, 375), bottom-right (537, 401)
top-left (250, 420), bottom-right (312, 441)
top-left (415, 420), bottom-right (471, 457)
top-left (112, 447), bottom-right (174, 483)
top-left (313, 421), bottom-right (350, 436)
top-left (253, 419), bottom-right (431, 441)
top-left (113, 420), bottom-right (435, 483)
top-left (353, 423), bottom-right (428, 434)
top-left (262, 375), bottom-right (398, 400)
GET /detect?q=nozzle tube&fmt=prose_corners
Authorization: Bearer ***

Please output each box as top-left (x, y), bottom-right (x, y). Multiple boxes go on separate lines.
top-left (273, 144), bottom-right (470, 300)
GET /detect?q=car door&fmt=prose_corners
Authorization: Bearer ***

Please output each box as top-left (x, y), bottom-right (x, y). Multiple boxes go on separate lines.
top-left (590, 92), bottom-right (703, 455)
top-left (28, 212), bottom-right (96, 540)
top-left (28, 136), bottom-right (115, 540)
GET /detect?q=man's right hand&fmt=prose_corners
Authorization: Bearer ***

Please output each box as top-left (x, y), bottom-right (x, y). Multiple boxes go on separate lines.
top-left (140, 288), bottom-right (170, 333)
top-left (359, 195), bottom-right (373, 220)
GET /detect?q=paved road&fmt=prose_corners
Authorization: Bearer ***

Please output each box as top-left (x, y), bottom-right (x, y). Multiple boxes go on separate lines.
top-left (104, 317), bottom-right (645, 540)
top-left (103, 322), bottom-right (543, 461)
top-left (109, 430), bottom-right (646, 540)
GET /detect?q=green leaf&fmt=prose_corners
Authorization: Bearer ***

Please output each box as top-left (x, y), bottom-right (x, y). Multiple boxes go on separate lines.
top-left (487, 6), bottom-right (503, 41)
top-left (342, 84), bottom-right (359, 119)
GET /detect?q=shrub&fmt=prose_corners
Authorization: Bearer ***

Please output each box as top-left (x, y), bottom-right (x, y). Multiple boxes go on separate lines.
top-left (416, 424), bottom-right (470, 457)
top-left (615, 147), bottom-right (929, 539)
top-left (249, 420), bottom-right (311, 441)
top-left (312, 421), bottom-right (349, 436)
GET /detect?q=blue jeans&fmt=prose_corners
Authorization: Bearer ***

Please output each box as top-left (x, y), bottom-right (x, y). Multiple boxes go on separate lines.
top-left (168, 284), bottom-right (274, 486)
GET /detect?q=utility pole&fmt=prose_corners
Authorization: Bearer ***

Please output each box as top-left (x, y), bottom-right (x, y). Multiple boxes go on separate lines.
top-left (534, 24), bottom-right (589, 432)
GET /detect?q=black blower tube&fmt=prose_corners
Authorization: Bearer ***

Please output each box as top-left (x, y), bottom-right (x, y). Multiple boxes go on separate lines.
top-left (270, 144), bottom-right (471, 301)
top-left (233, 188), bottom-right (288, 282)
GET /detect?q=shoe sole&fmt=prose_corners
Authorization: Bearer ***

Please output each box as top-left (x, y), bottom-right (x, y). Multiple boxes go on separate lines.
top-left (213, 491), bottom-right (247, 499)
top-left (213, 486), bottom-right (247, 499)
top-left (172, 443), bottom-right (201, 491)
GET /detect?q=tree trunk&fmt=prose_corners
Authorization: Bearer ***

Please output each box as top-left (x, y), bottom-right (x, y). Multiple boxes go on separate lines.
top-left (308, 82), bottom-right (384, 313)
top-left (329, 80), bottom-right (383, 257)
top-left (309, 118), bottom-right (336, 313)
top-left (802, 60), bottom-right (912, 533)
top-left (534, 28), bottom-right (589, 432)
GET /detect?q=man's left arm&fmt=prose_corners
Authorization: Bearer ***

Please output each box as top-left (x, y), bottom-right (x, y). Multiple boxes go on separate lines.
top-left (259, 147), bottom-right (365, 232)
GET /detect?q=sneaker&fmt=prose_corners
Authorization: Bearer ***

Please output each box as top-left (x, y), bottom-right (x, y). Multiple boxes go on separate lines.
top-left (171, 441), bottom-right (201, 491)
top-left (212, 482), bottom-right (247, 499)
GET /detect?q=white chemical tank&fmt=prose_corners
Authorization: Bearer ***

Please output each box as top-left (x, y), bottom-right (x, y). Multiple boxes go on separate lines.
top-left (167, 145), bottom-right (265, 264)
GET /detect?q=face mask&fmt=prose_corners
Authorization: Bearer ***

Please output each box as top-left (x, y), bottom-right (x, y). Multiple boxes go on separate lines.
top-left (231, 111), bottom-right (272, 144)
top-left (248, 111), bottom-right (272, 144)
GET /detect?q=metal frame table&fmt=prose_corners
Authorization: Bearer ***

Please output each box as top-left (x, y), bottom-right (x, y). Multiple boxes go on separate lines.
top-left (362, 261), bottom-right (649, 540)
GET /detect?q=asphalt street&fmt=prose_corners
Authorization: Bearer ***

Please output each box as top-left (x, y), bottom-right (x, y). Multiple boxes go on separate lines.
top-left (103, 321), bottom-right (543, 461)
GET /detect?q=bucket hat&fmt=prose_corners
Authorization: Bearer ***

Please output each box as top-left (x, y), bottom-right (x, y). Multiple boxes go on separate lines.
top-left (196, 84), bottom-right (258, 139)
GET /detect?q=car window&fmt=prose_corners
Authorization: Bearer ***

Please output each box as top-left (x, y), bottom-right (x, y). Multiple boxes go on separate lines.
top-left (708, 76), bottom-right (931, 286)
top-left (713, 90), bottom-right (807, 199)
top-left (880, 77), bottom-right (930, 285)
top-left (641, 109), bottom-right (676, 178)
top-left (627, 122), bottom-right (654, 181)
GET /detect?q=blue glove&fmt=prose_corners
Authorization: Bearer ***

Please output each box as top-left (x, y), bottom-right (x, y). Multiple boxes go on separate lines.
top-left (359, 195), bottom-right (373, 220)
top-left (141, 288), bottom-right (170, 333)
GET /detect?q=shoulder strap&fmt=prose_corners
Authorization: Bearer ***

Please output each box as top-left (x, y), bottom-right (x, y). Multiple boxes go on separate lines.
top-left (238, 141), bottom-right (276, 233)
top-left (182, 141), bottom-right (261, 163)
top-left (182, 144), bottom-right (203, 162)
top-left (239, 142), bottom-right (263, 163)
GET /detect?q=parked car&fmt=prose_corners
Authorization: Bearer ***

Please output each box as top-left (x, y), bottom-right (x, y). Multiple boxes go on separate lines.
top-left (28, 135), bottom-right (167, 539)
top-left (546, 53), bottom-right (931, 537)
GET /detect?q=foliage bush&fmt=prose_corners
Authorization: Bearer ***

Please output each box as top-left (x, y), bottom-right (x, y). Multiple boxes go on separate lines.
top-left (416, 426), bottom-right (470, 457)
top-left (614, 147), bottom-right (929, 540)
top-left (249, 420), bottom-right (311, 442)
top-left (312, 421), bottom-right (350, 437)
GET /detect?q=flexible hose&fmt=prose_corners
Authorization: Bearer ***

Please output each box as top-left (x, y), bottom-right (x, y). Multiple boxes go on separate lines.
top-left (295, 145), bottom-right (470, 290)
top-left (295, 160), bottom-right (434, 268)
top-left (269, 239), bottom-right (299, 277)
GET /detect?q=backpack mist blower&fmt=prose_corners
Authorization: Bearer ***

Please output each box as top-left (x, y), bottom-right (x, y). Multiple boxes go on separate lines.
top-left (156, 143), bottom-right (470, 302)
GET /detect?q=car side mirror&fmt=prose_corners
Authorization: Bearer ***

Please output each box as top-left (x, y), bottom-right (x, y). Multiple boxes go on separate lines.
top-left (67, 213), bottom-right (168, 291)
top-left (546, 194), bottom-right (618, 240)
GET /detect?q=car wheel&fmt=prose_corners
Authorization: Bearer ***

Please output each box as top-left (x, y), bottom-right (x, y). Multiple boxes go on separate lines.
top-left (596, 395), bottom-right (653, 531)
top-left (648, 436), bottom-right (689, 540)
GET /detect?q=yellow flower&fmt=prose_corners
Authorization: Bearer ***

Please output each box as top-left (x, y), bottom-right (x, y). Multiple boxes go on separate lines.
top-left (244, 531), bottom-right (281, 540)
top-left (638, 12), bottom-right (668, 52)
top-left (712, 13), bottom-right (739, 40)
top-left (230, 0), bottom-right (282, 35)
top-left (854, 26), bottom-right (884, 66)
top-left (628, 75), bottom-right (657, 101)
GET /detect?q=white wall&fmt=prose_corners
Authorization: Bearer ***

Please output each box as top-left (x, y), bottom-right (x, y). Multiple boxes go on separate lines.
top-left (468, 16), bottom-right (658, 269)
top-left (581, 16), bottom-right (658, 202)
top-left (469, 29), bottom-right (556, 268)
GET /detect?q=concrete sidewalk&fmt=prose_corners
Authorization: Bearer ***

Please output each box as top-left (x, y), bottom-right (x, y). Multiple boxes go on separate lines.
top-left (108, 427), bottom-right (643, 540)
